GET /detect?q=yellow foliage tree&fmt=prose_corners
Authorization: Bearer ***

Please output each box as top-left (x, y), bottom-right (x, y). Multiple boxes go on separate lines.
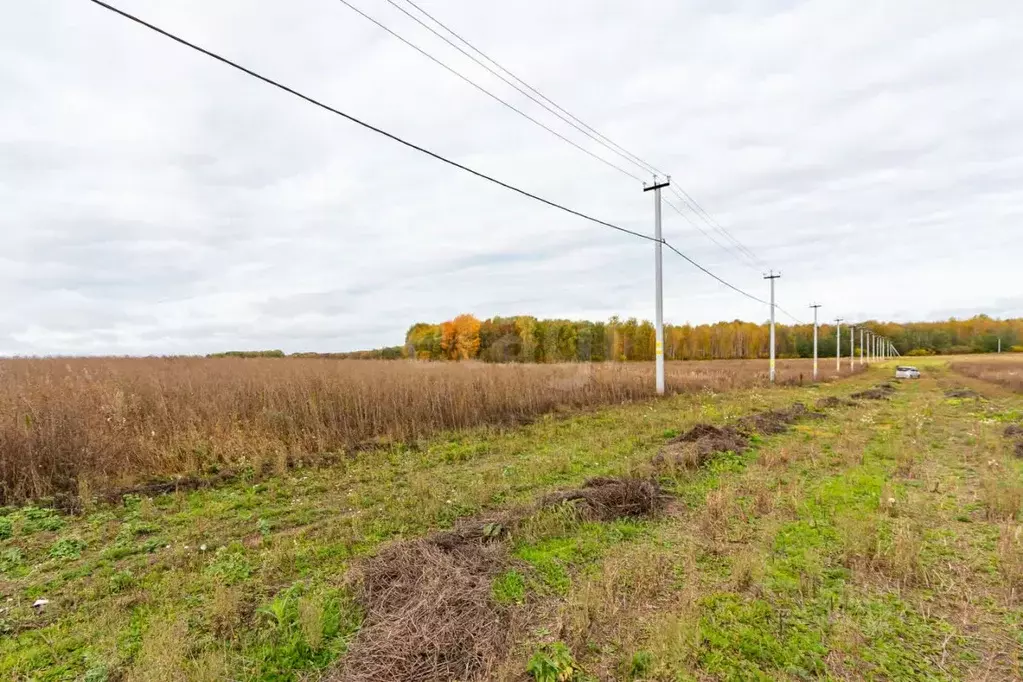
top-left (440, 314), bottom-right (482, 360)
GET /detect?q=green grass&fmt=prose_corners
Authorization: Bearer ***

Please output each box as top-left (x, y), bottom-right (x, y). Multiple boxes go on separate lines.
top-left (522, 367), bottom-right (1023, 680)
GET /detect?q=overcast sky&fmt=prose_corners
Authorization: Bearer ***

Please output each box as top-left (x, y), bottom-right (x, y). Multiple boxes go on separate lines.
top-left (2, 0), bottom-right (1021, 355)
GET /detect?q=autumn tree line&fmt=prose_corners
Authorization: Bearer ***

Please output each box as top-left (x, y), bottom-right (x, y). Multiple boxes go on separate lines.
top-left (332, 313), bottom-right (1022, 362)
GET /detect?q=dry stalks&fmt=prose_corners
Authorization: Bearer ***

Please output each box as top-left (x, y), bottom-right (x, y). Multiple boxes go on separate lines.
top-left (0, 357), bottom-right (853, 503)
top-left (951, 358), bottom-right (1023, 392)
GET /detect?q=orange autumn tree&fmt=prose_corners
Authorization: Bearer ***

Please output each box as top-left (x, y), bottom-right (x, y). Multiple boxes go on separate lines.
top-left (440, 314), bottom-right (482, 360)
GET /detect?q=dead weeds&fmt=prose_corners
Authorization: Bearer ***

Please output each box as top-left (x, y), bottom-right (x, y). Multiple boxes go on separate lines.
top-left (336, 535), bottom-right (509, 682)
top-left (542, 477), bottom-right (668, 521)
top-left (337, 476), bottom-right (667, 681)
top-left (816, 396), bottom-right (857, 409)
top-left (945, 388), bottom-right (981, 399)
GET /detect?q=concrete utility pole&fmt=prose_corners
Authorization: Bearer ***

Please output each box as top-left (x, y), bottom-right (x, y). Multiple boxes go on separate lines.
top-left (850, 324), bottom-right (855, 370)
top-left (999, 338), bottom-right (1002, 353)
top-left (765, 271), bottom-right (780, 383)
top-left (644, 177), bottom-right (670, 395)
top-left (835, 318), bottom-right (844, 372)
top-left (810, 303), bottom-right (821, 382)
top-left (860, 328), bottom-right (865, 366)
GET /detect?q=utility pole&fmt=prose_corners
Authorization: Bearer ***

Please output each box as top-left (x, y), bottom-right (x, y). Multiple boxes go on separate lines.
top-left (643, 176), bottom-right (670, 395)
top-left (850, 324), bottom-right (855, 370)
top-left (999, 338), bottom-right (1002, 353)
top-left (835, 318), bottom-right (844, 372)
top-left (860, 327), bottom-right (865, 366)
top-left (810, 303), bottom-right (821, 381)
top-left (765, 271), bottom-right (780, 383)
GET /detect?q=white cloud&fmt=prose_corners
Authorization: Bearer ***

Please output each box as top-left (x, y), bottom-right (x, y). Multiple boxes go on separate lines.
top-left (1, 0), bottom-right (1021, 354)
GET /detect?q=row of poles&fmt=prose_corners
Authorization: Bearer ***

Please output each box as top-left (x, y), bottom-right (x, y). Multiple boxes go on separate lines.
top-left (769, 274), bottom-right (898, 384)
top-left (645, 179), bottom-right (899, 394)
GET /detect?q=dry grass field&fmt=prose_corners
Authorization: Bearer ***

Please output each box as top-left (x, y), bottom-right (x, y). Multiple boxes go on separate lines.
top-left (950, 354), bottom-right (1023, 391)
top-left (0, 357), bottom-right (856, 504)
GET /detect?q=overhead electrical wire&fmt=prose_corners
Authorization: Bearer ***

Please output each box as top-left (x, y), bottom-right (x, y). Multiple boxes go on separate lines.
top-left (775, 305), bottom-right (806, 325)
top-left (662, 241), bottom-right (769, 306)
top-left (669, 185), bottom-right (763, 268)
top-left (85, 0), bottom-right (656, 243)
top-left (378, 0), bottom-right (766, 269)
top-left (335, 0), bottom-right (646, 182)
top-left (88, 0), bottom-right (802, 324)
top-left (388, 0), bottom-right (666, 178)
top-left (663, 196), bottom-right (759, 273)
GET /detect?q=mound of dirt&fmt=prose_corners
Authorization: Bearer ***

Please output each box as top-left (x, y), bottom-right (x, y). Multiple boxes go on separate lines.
top-left (945, 388), bottom-right (981, 399)
top-left (337, 535), bottom-right (508, 682)
top-left (542, 476), bottom-right (667, 520)
top-left (1004, 424), bottom-right (1023, 439)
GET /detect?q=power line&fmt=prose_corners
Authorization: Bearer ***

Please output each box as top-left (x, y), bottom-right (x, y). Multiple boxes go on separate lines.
top-left (396, 0), bottom-right (667, 178)
top-left (88, 0), bottom-right (808, 331)
top-left (669, 185), bottom-right (763, 266)
top-left (663, 196), bottom-right (759, 272)
top-left (336, 0), bottom-right (645, 182)
top-left (86, 0), bottom-right (657, 243)
top-left (775, 305), bottom-right (806, 325)
top-left (381, 0), bottom-right (657, 179)
top-left (662, 240), bottom-right (768, 306)
top-left (668, 185), bottom-right (761, 269)
top-left (385, 0), bottom-right (768, 275)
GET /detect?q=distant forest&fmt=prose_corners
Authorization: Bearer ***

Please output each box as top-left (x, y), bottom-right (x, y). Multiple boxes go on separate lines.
top-left (321, 314), bottom-right (1023, 362)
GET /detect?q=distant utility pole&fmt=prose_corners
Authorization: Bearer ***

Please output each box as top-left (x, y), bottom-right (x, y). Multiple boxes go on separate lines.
top-left (860, 328), bottom-right (865, 366)
top-left (835, 318), bottom-right (844, 372)
top-left (765, 271), bottom-right (781, 383)
top-left (810, 303), bottom-right (821, 381)
top-left (644, 176), bottom-right (670, 395)
top-left (999, 338), bottom-right (1002, 353)
top-left (850, 324), bottom-right (855, 370)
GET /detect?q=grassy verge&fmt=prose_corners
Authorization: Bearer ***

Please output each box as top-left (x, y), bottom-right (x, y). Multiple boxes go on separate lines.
top-left (498, 367), bottom-right (1023, 680)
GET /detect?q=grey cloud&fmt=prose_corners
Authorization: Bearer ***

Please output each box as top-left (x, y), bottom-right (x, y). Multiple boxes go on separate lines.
top-left (1, 0), bottom-right (1021, 355)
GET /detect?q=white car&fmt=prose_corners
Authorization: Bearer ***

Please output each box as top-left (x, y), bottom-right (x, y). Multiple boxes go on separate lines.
top-left (895, 365), bottom-right (921, 379)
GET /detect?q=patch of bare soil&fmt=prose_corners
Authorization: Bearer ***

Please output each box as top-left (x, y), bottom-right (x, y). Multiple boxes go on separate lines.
top-left (335, 476), bottom-right (666, 682)
top-left (1016, 441), bottom-right (1023, 459)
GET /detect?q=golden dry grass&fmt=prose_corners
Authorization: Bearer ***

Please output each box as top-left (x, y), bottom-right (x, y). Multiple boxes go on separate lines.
top-left (949, 356), bottom-right (1023, 391)
top-left (0, 356), bottom-right (856, 503)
